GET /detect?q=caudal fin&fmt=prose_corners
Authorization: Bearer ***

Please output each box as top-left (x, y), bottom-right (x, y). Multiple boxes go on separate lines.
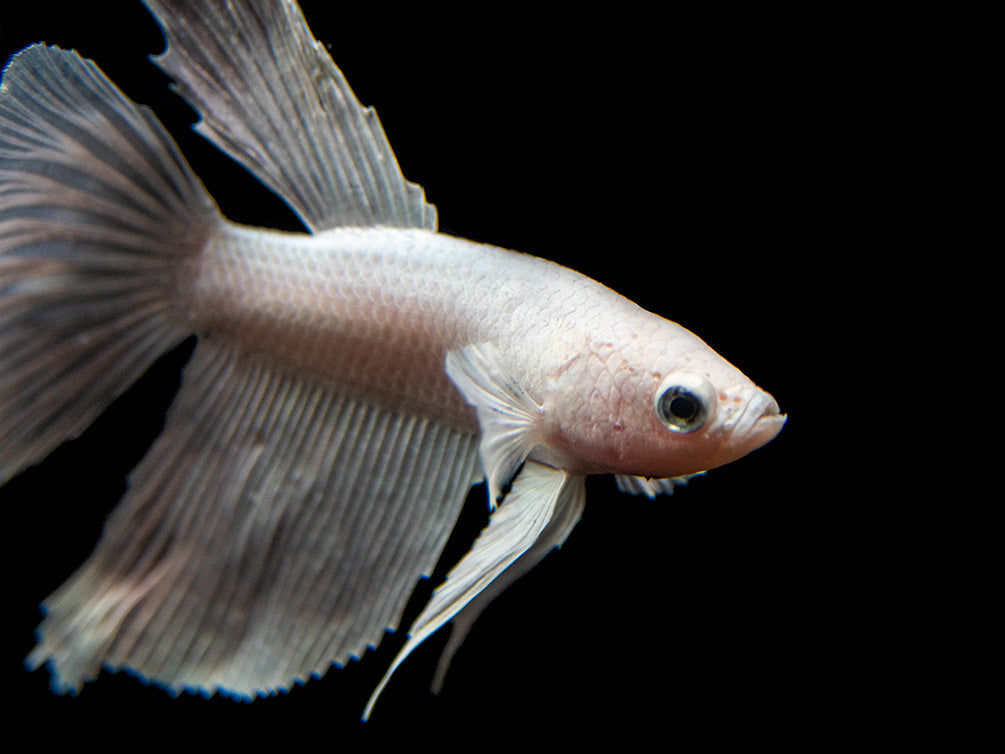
top-left (0, 44), bottom-right (219, 482)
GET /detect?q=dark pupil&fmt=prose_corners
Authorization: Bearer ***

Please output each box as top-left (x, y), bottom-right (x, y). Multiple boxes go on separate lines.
top-left (668, 393), bottom-right (699, 422)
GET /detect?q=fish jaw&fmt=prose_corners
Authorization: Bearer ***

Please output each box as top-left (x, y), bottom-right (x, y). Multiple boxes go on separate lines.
top-left (703, 385), bottom-right (786, 470)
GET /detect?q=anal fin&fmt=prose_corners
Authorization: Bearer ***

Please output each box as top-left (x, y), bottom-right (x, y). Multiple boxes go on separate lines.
top-left (26, 338), bottom-right (480, 698)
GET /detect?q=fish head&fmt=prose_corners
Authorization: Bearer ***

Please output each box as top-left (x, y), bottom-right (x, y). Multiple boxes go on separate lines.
top-left (547, 318), bottom-right (785, 479)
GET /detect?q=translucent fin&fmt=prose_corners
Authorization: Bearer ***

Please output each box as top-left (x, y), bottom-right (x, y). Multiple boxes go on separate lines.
top-left (0, 44), bottom-right (218, 484)
top-left (26, 339), bottom-right (481, 697)
top-left (429, 467), bottom-right (585, 694)
top-left (143, 0), bottom-right (437, 233)
top-left (445, 342), bottom-right (545, 506)
top-left (614, 472), bottom-right (704, 499)
top-left (363, 462), bottom-right (585, 720)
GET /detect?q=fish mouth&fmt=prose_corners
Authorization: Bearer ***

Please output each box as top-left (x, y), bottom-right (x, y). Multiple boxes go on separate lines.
top-left (727, 389), bottom-right (786, 450)
top-left (751, 405), bottom-right (787, 446)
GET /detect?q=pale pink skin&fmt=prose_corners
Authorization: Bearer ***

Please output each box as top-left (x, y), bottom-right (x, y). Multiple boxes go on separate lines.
top-left (190, 222), bottom-right (784, 481)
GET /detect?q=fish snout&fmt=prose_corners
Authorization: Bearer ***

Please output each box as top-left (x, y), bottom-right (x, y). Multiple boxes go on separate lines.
top-left (738, 390), bottom-right (786, 449)
top-left (715, 386), bottom-right (786, 450)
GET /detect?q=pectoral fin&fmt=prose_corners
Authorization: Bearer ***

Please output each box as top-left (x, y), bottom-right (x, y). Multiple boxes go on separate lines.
top-left (364, 461), bottom-right (585, 720)
top-left (445, 342), bottom-right (545, 506)
top-left (615, 472), bottom-right (704, 498)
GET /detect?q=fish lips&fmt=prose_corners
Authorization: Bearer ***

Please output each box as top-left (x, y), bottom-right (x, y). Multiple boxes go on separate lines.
top-left (733, 390), bottom-right (786, 450)
top-left (710, 387), bottom-right (786, 458)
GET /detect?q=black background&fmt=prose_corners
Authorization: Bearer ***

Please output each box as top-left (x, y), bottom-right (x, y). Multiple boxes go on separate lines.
top-left (0, 0), bottom-right (926, 748)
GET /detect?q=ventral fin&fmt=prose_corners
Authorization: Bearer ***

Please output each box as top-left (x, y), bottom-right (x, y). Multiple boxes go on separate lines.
top-left (363, 461), bottom-right (585, 720)
top-left (445, 342), bottom-right (545, 506)
top-left (429, 465), bottom-right (585, 695)
top-left (143, 0), bottom-right (437, 233)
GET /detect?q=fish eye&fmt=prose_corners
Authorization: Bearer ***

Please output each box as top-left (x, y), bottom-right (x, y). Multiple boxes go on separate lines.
top-left (654, 373), bottom-right (716, 434)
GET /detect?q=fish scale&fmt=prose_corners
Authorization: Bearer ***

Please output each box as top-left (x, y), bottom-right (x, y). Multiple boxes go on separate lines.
top-left (194, 222), bottom-right (654, 426)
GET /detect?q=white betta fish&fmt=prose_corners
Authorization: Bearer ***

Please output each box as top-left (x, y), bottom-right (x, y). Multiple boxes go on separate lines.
top-left (0, 0), bottom-right (784, 718)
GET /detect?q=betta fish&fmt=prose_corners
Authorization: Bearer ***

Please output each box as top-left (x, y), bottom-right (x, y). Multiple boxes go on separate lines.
top-left (0, 0), bottom-right (784, 718)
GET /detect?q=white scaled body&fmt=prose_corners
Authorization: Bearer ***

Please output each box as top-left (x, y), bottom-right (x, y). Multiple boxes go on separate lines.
top-left (193, 224), bottom-right (594, 428)
top-left (0, 0), bottom-right (784, 718)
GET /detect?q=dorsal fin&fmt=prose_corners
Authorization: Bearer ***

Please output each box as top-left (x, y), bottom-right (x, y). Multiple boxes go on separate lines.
top-left (143, 0), bottom-right (437, 232)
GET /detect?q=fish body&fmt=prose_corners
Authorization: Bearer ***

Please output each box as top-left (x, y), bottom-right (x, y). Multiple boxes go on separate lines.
top-left (195, 223), bottom-right (779, 480)
top-left (0, 0), bottom-right (784, 717)
top-left (194, 224), bottom-right (607, 432)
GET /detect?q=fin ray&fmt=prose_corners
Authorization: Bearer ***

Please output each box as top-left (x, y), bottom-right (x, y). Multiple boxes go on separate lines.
top-left (445, 342), bottom-right (545, 505)
top-left (364, 461), bottom-right (585, 719)
top-left (430, 473), bottom-right (585, 693)
top-left (143, 0), bottom-right (437, 232)
top-left (0, 44), bottom-right (217, 483)
top-left (26, 340), bottom-right (481, 697)
top-left (614, 473), bottom-right (704, 498)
